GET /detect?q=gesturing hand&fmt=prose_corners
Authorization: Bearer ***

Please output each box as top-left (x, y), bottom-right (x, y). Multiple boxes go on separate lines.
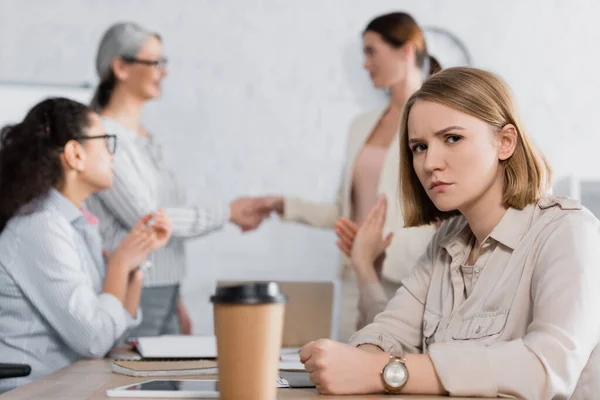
top-left (229, 197), bottom-right (273, 232)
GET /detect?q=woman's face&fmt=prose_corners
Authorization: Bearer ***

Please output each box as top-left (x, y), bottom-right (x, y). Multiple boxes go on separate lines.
top-left (363, 31), bottom-right (409, 89)
top-left (407, 100), bottom-right (516, 213)
top-left (78, 112), bottom-right (114, 191)
top-left (121, 36), bottom-right (167, 101)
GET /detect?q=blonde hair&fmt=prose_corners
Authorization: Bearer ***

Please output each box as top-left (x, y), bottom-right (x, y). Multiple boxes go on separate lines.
top-left (400, 67), bottom-right (552, 227)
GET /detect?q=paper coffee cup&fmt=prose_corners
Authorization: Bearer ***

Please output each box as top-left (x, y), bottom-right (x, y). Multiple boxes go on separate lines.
top-left (211, 282), bottom-right (287, 400)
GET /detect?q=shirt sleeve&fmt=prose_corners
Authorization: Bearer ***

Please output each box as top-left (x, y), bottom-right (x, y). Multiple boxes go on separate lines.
top-left (281, 196), bottom-right (341, 229)
top-left (125, 306), bottom-right (142, 328)
top-left (355, 282), bottom-right (389, 330)
top-left (428, 212), bottom-right (600, 399)
top-left (348, 238), bottom-right (437, 354)
top-left (7, 222), bottom-right (134, 359)
top-left (95, 148), bottom-right (229, 238)
top-left (280, 152), bottom-right (347, 229)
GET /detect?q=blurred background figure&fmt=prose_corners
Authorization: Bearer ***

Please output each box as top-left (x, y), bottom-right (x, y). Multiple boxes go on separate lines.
top-left (85, 22), bottom-right (270, 337)
top-left (259, 12), bottom-right (440, 340)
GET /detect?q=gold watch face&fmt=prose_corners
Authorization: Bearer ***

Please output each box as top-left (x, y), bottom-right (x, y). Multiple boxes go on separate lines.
top-left (383, 362), bottom-right (408, 388)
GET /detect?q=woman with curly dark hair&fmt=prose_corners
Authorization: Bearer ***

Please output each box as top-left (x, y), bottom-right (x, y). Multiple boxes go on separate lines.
top-left (0, 97), bottom-right (172, 391)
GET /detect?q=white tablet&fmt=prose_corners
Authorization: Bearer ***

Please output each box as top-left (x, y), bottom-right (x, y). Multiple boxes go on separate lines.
top-left (106, 379), bottom-right (219, 398)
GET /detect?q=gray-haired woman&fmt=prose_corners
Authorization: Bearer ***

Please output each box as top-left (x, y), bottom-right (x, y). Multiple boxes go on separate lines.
top-left (86, 22), bottom-right (270, 337)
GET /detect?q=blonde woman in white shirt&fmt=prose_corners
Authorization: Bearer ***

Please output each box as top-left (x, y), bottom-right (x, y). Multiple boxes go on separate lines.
top-left (299, 67), bottom-right (600, 399)
top-left (262, 12), bottom-right (440, 339)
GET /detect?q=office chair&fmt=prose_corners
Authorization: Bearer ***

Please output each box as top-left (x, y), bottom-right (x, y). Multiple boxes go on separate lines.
top-left (0, 364), bottom-right (31, 379)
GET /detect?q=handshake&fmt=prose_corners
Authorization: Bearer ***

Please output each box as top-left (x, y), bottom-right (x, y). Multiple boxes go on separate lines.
top-left (228, 196), bottom-right (285, 232)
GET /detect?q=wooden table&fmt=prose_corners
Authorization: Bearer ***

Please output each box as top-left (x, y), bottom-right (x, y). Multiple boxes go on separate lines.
top-left (0, 359), bottom-right (490, 399)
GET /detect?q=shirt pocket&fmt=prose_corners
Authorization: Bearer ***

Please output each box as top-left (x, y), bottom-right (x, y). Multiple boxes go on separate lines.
top-left (452, 309), bottom-right (508, 341)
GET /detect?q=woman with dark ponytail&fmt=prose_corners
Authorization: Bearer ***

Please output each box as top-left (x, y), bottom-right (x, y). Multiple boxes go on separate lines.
top-left (0, 98), bottom-right (171, 391)
top-left (428, 55), bottom-right (442, 76)
top-left (258, 12), bottom-right (442, 341)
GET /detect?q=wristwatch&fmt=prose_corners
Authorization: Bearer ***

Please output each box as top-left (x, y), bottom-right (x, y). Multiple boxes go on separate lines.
top-left (380, 352), bottom-right (408, 394)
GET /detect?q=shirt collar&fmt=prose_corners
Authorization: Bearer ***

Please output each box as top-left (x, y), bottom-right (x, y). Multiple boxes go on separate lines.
top-left (439, 203), bottom-right (535, 254)
top-left (439, 218), bottom-right (471, 258)
top-left (101, 116), bottom-right (153, 144)
top-left (46, 188), bottom-right (86, 224)
top-left (487, 204), bottom-right (535, 249)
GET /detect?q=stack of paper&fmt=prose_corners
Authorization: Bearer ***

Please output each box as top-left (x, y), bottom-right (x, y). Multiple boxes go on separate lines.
top-left (279, 348), bottom-right (305, 371)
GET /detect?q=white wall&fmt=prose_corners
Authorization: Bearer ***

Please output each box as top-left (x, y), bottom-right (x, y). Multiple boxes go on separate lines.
top-left (1, 0), bottom-right (599, 333)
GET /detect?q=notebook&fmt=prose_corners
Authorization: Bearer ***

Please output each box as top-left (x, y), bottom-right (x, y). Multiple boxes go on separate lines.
top-left (112, 360), bottom-right (218, 377)
top-left (135, 335), bottom-right (217, 359)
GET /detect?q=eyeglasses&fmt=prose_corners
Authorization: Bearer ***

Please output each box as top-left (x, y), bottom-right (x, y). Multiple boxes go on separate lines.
top-left (76, 134), bottom-right (117, 154)
top-left (121, 56), bottom-right (168, 69)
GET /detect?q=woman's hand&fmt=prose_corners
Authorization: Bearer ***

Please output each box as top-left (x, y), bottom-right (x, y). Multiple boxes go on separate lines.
top-left (109, 214), bottom-right (156, 271)
top-left (335, 217), bottom-right (389, 278)
top-left (149, 209), bottom-right (172, 250)
top-left (300, 339), bottom-right (388, 395)
top-left (229, 197), bottom-right (274, 232)
top-left (334, 217), bottom-right (358, 258)
top-left (349, 195), bottom-right (393, 285)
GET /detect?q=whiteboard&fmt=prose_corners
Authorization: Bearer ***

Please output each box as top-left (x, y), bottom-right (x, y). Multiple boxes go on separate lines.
top-left (0, 82), bottom-right (93, 128)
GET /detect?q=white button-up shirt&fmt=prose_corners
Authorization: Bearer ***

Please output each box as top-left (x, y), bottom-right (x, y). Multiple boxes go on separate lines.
top-left (0, 189), bottom-right (140, 391)
top-left (350, 196), bottom-right (600, 399)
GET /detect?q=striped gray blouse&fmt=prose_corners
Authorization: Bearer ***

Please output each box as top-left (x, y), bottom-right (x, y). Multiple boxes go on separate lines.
top-left (0, 189), bottom-right (140, 391)
top-left (85, 117), bottom-right (228, 287)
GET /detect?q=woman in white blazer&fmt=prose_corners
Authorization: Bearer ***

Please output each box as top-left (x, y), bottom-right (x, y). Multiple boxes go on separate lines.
top-left (262, 12), bottom-right (440, 340)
